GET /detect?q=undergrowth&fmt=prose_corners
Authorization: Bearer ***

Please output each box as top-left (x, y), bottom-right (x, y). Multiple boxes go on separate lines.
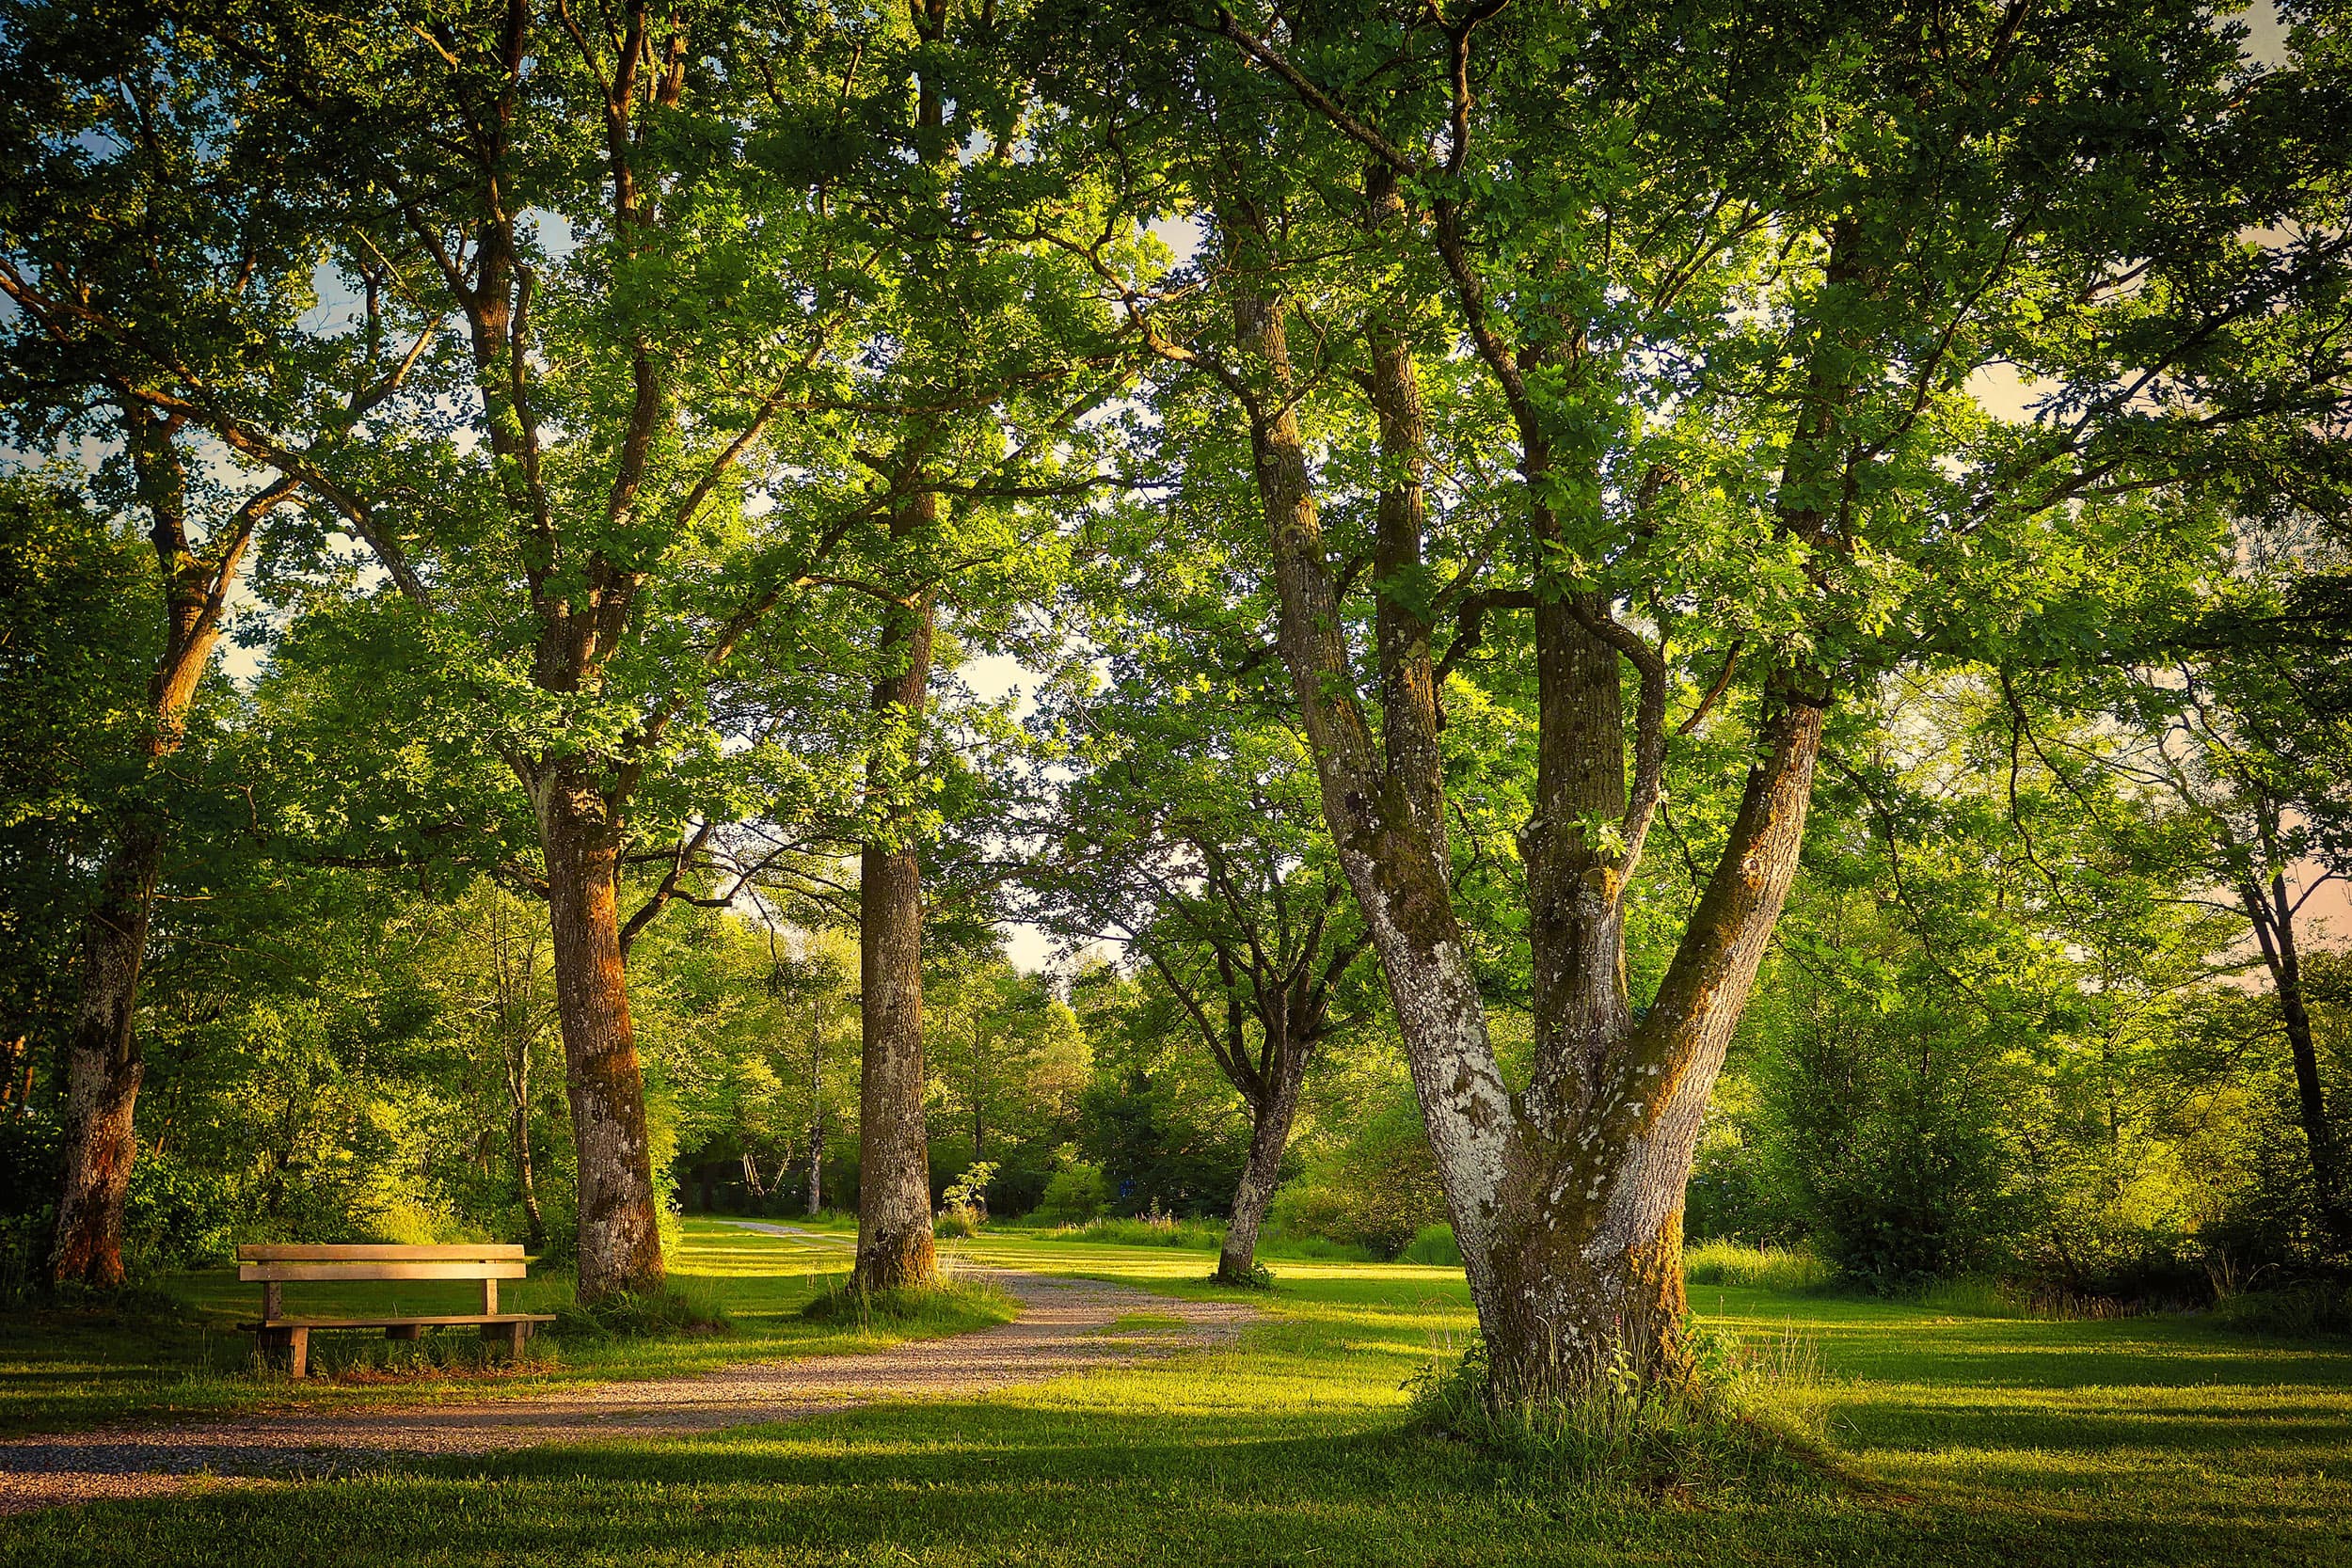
top-left (2207, 1281), bottom-right (2352, 1338)
top-left (797, 1276), bottom-right (1018, 1335)
top-left (551, 1283), bottom-right (734, 1340)
top-left (1406, 1323), bottom-right (1841, 1500)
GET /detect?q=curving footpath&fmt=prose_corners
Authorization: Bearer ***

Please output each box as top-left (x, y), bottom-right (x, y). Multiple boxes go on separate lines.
top-left (0, 1227), bottom-right (1257, 1517)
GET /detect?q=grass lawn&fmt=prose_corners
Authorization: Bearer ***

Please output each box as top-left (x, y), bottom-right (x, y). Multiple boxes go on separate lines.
top-left (5, 1222), bottom-right (2349, 1565)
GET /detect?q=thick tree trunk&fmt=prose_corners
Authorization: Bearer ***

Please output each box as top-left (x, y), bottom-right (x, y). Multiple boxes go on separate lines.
top-left (534, 769), bottom-right (666, 1300)
top-left (1486, 694), bottom-right (1824, 1397)
top-left (1216, 1045), bottom-right (1306, 1284)
top-left (49, 829), bottom-right (163, 1288)
top-left (855, 501), bottom-right (939, 1293)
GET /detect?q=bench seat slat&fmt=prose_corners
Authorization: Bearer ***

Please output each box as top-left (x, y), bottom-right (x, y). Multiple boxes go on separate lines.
top-left (239, 1261), bottom-right (529, 1282)
top-left (239, 1313), bottom-right (556, 1330)
top-left (237, 1244), bottom-right (526, 1262)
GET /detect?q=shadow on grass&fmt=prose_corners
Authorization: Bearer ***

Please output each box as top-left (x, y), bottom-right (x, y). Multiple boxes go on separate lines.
top-left (7, 1400), bottom-right (2345, 1568)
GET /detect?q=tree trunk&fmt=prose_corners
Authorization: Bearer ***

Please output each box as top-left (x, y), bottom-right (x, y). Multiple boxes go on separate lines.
top-left (49, 829), bottom-right (162, 1288)
top-left (855, 499), bottom-right (939, 1293)
top-left (513, 1092), bottom-right (547, 1254)
top-left (534, 768), bottom-right (666, 1300)
top-left (1216, 1042), bottom-right (1307, 1285)
top-left (2248, 868), bottom-right (2352, 1250)
top-left (806, 999), bottom-right (825, 1216)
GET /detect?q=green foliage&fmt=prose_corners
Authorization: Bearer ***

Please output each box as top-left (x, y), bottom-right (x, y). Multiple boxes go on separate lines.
top-left (1400, 1225), bottom-right (1464, 1268)
top-left (1029, 1162), bottom-right (1110, 1225)
top-left (1268, 1092), bottom-right (1449, 1259)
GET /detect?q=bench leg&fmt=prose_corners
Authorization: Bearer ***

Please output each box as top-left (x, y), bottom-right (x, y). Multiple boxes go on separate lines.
top-left (481, 1322), bottom-right (528, 1360)
top-left (385, 1323), bottom-right (423, 1340)
top-left (260, 1326), bottom-right (310, 1379)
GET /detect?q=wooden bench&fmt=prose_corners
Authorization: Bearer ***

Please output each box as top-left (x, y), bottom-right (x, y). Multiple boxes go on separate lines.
top-left (237, 1244), bottom-right (556, 1379)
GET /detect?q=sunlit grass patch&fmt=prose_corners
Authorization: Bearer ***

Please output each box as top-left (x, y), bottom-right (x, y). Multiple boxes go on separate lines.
top-left (1684, 1240), bottom-right (1832, 1292)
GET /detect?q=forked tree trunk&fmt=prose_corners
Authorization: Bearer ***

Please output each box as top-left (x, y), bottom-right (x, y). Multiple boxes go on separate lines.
top-left (1482, 695), bottom-right (1824, 1396)
top-left (49, 829), bottom-right (163, 1288)
top-left (855, 499), bottom-right (939, 1293)
top-left (533, 768), bottom-right (666, 1300)
top-left (1229, 257), bottom-right (1835, 1399)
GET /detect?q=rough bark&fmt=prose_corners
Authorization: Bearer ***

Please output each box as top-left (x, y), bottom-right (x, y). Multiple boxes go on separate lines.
top-left (49, 830), bottom-right (161, 1288)
top-left (533, 767), bottom-right (665, 1299)
top-left (855, 494), bottom-right (940, 1293)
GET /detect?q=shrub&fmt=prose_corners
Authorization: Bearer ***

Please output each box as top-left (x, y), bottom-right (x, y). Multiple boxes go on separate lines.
top-left (933, 1207), bottom-right (979, 1240)
top-left (1030, 1163), bottom-right (1110, 1225)
top-left (1400, 1224), bottom-right (1463, 1267)
top-left (1266, 1094), bottom-right (1448, 1258)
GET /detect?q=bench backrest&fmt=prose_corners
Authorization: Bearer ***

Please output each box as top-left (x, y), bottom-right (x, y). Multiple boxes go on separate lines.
top-left (236, 1244), bottom-right (528, 1283)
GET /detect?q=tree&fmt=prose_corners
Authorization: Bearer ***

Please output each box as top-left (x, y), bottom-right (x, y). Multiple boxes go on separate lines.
top-left (1029, 529), bottom-right (1375, 1280)
top-left (1044, 0), bottom-right (2352, 1397)
top-left (0, 9), bottom-right (404, 1279)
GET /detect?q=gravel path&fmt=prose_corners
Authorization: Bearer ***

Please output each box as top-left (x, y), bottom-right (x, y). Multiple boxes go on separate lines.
top-left (0, 1227), bottom-right (1256, 1517)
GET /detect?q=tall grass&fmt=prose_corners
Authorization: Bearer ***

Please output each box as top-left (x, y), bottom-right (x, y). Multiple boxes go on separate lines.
top-left (1406, 1323), bottom-right (1839, 1499)
top-left (550, 1282), bottom-right (735, 1340)
top-left (1401, 1224), bottom-right (1464, 1266)
top-left (1682, 1241), bottom-right (1830, 1292)
top-left (1038, 1214), bottom-right (1224, 1250)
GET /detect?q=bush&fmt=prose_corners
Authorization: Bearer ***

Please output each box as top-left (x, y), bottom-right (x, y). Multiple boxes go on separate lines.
top-left (933, 1207), bottom-right (979, 1240)
top-left (1406, 1326), bottom-right (1839, 1498)
top-left (1030, 1163), bottom-right (1110, 1225)
top-left (1400, 1224), bottom-right (1463, 1267)
top-left (550, 1284), bottom-right (733, 1340)
top-left (1267, 1094), bottom-right (1448, 1259)
top-left (1682, 1241), bottom-right (1829, 1292)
